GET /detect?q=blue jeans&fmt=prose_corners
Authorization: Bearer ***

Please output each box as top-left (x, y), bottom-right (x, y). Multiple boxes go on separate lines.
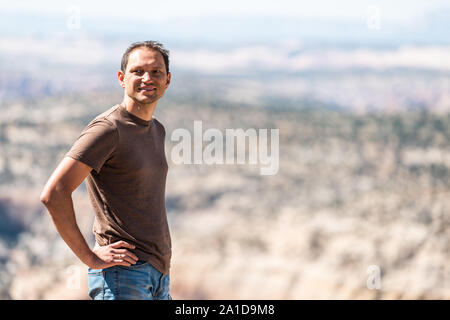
top-left (88, 261), bottom-right (172, 300)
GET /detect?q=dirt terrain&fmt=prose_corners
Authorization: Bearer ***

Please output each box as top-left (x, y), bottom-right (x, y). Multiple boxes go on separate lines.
top-left (0, 94), bottom-right (448, 299)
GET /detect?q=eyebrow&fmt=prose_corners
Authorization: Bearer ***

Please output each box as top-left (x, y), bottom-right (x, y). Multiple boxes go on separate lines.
top-left (129, 64), bottom-right (165, 71)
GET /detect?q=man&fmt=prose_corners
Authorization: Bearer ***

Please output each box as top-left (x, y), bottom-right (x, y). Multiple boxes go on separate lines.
top-left (40, 41), bottom-right (172, 300)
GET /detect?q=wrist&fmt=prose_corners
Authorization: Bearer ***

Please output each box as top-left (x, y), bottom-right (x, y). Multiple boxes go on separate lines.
top-left (82, 249), bottom-right (97, 268)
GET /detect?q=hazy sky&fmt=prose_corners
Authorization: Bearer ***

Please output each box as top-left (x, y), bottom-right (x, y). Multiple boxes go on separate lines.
top-left (2, 0), bottom-right (448, 22)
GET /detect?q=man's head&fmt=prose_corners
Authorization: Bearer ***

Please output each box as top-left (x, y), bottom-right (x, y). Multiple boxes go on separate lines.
top-left (121, 41), bottom-right (170, 75)
top-left (118, 41), bottom-right (171, 105)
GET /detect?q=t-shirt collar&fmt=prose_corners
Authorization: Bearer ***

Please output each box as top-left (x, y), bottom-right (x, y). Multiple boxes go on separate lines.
top-left (118, 104), bottom-right (153, 126)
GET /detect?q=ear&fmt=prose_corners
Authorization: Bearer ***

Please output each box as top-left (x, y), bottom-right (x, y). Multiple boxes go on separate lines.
top-left (118, 70), bottom-right (125, 88)
top-left (165, 72), bottom-right (171, 88)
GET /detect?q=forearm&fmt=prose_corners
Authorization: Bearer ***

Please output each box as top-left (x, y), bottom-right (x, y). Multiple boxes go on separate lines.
top-left (41, 190), bottom-right (94, 267)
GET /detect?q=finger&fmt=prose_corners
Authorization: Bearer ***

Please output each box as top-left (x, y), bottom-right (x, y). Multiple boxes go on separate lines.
top-left (113, 253), bottom-right (137, 265)
top-left (119, 251), bottom-right (139, 263)
top-left (122, 255), bottom-right (138, 265)
top-left (113, 259), bottom-right (131, 267)
top-left (102, 261), bottom-right (116, 269)
top-left (112, 249), bottom-right (139, 261)
top-left (110, 241), bottom-right (136, 249)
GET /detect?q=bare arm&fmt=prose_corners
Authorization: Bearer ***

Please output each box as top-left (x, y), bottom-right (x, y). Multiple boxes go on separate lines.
top-left (40, 157), bottom-right (138, 269)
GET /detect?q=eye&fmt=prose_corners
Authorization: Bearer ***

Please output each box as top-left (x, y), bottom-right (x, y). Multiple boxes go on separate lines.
top-left (133, 70), bottom-right (144, 75)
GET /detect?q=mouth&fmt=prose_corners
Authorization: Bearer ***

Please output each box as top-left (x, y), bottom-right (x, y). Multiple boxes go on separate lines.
top-left (138, 87), bottom-right (156, 93)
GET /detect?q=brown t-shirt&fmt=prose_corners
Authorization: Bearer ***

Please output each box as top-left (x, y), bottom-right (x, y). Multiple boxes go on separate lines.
top-left (66, 104), bottom-right (171, 275)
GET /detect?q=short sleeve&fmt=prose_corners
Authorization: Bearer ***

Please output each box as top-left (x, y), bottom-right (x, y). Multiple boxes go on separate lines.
top-left (66, 119), bottom-right (118, 173)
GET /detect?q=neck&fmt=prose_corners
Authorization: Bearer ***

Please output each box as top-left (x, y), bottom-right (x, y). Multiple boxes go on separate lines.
top-left (120, 95), bottom-right (157, 121)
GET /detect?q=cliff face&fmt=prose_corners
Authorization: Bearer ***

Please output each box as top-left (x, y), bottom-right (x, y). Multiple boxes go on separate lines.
top-left (0, 96), bottom-right (449, 299)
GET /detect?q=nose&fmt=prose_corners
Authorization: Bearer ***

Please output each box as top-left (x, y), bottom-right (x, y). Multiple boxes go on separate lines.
top-left (142, 72), bottom-right (151, 82)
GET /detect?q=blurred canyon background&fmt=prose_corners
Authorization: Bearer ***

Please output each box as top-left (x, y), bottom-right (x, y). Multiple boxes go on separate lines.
top-left (0, 0), bottom-right (449, 299)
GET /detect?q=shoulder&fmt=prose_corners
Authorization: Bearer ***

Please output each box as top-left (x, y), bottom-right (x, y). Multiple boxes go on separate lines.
top-left (77, 106), bottom-right (120, 144)
top-left (90, 105), bottom-right (120, 127)
top-left (152, 117), bottom-right (166, 135)
top-left (85, 106), bottom-right (120, 132)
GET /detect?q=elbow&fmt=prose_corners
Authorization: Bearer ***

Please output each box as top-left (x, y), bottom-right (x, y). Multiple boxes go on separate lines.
top-left (40, 190), bottom-right (52, 206)
top-left (40, 184), bottom-right (69, 208)
top-left (40, 188), bottom-right (54, 207)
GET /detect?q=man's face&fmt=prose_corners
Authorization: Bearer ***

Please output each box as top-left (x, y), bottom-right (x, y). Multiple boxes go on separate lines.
top-left (118, 47), bottom-right (171, 105)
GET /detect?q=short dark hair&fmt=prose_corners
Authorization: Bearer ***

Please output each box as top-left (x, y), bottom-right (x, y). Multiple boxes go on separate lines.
top-left (121, 41), bottom-right (170, 74)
